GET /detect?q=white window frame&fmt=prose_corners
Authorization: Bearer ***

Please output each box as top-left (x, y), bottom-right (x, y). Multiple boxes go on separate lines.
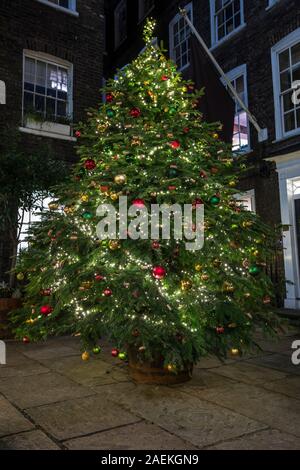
top-left (234, 189), bottom-right (256, 213)
top-left (18, 196), bottom-right (53, 253)
top-left (169, 2), bottom-right (193, 72)
top-left (36, 0), bottom-right (78, 17)
top-left (0, 80), bottom-right (5, 104)
top-left (210, 0), bottom-right (245, 48)
top-left (271, 28), bottom-right (300, 141)
top-left (114, 0), bottom-right (127, 50)
top-left (222, 64), bottom-right (250, 153)
top-left (20, 50), bottom-right (75, 141)
top-left (138, 0), bottom-right (155, 22)
top-left (267, 0), bottom-right (280, 9)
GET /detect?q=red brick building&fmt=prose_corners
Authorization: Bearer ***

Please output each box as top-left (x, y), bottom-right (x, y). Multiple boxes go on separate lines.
top-left (104, 0), bottom-right (300, 310)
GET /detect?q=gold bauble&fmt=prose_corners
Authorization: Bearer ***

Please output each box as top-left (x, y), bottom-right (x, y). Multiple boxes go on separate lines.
top-left (195, 264), bottom-right (203, 272)
top-left (81, 351), bottom-right (90, 361)
top-left (81, 194), bottom-right (89, 203)
top-left (213, 259), bottom-right (221, 268)
top-left (48, 201), bottom-right (59, 211)
top-left (167, 364), bottom-right (176, 373)
top-left (228, 323), bottom-right (238, 329)
top-left (110, 193), bottom-right (119, 201)
top-left (70, 233), bottom-right (78, 241)
top-left (17, 272), bottom-right (25, 281)
top-left (109, 240), bottom-right (121, 251)
top-left (80, 281), bottom-right (93, 290)
top-left (242, 221), bottom-right (253, 228)
top-left (114, 174), bottom-right (127, 185)
top-left (230, 348), bottom-right (240, 356)
top-left (181, 280), bottom-right (192, 291)
top-left (64, 206), bottom-right (74, 214)
top-left (201, 274), bottom-right (209, 281)
top-left (223, 282), bottom-right (235, 293)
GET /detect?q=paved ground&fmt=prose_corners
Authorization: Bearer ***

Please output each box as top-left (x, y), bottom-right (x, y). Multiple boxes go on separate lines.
top-left (0, 329), bottom-right (300, 450)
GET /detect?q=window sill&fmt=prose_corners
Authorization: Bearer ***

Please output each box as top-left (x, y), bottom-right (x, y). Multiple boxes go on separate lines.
top-left (210, 23), bottom-right (247, 51)
top-left (20, 121), bottom-right (77, 142)
top-left (273, 131), bottom-right (300, 144)
top-left (266, 1), bottom-right (280, 11)
top-left (36, 0), bottom-right (79, 17)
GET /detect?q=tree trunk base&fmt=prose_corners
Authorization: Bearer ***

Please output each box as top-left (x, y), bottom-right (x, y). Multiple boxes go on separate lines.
top-left (128, 347), bottom-right (193, 385)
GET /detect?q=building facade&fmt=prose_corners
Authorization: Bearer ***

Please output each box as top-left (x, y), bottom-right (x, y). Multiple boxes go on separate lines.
top-left (104, 0), bottom-right (300, 310)
top-left (0, 0), bottom-right (105, 279)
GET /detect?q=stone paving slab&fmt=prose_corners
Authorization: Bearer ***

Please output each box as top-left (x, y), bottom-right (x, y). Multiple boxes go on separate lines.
top-left (92, 382), bottom-right (267, 448)
top-left (0, 372), bottom-right (94, 409)
top-left (0, 430), bottom-right (60, 450)
top-left (26, 394), bottom-right (140, 441)
top-left (0, 396), bottom-right (34, 437)
top-left (207, 428), bottom-right (300, 450)
top-left (186, 381), bottom-right (300, 437)
top-left (262, 375), bottom-right (300, 400)
top-left (40, 355), bottom-right (129, 387)
top-left (210, 361), bottom-right (288, 385)
top-left (64, 421), bottom-right (197, 450)
top-left (247, 353), bottom-right (300, 375)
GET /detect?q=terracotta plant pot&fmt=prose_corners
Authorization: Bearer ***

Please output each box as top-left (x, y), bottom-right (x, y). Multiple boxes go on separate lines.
top-left (0, 298), bottom-right (22, 339)
top-left (128, 347), bottom-right (193, 385)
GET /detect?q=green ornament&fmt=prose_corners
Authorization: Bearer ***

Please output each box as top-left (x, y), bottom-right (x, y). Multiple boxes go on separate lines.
top-left (249, 265), bottom-right (261, 276)
top-left (106, 108), bottom-right (115, 118)
top-left (93, 346), bottom-right (101, 355)
top-left (210, 195), bottom-right (221, 206)
top-left (101, 240), bottom-right (108, 248)
top-left (118, 352), bottom-right (127, 360)
top-left (169, 107), bottom-right (177, 115)
top-left (231, 224), bottom-right (239, 230)
top-left (167, 166), bottom-right (178, 178)
top-left (82, 211), bottom-right (93, 220)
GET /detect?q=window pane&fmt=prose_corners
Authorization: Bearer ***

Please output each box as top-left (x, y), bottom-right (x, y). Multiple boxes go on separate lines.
top-left (291, 42), bottom-right (300, 66)
top-left (25, 58), bottom-right (35, 84)
top-left (36, 61), bottom-right (46, 93)
top-left (283, 92), bottom-right (294, 112)
top-left (280, 71), bottom-right (291, 92)
top-left (47, 64), bottom-right (58, 97)
top-left (59, 0), bottom-right (69, 8)
top-left (57, 100), bottom-right (67, 116)
top-left (279, 49), bottom-right (290, 71)
top-left (24, 92), bottom-right (34, 112)
top-left (46, 97), bottom-right (56, 118)
top-left (293, 64), bottom-right (300, 82)
top-left (35, 94), bottom-right (45, 113)
top-left (284, 111), bottom-right (296, 132)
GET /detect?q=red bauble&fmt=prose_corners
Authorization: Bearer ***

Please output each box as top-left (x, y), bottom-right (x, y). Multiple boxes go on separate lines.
top-left (23, 336), bottom-right (30, 344)
top-left (183, 127), bottom-right (190, 134)
top-left (216, 327), bottom-right (225, 334)
top-left (170, 140), bottom-right (181, 149)
top-left (111, 348), bottom-right (119, 357)
top-left (95, 274), bottom-right (105, 282)
top-left (130, 107), bottom-right (141, 118)
top-left (84, 159), bottom-right (96, 171)
top-left (199, 170), bottom-right (208, 179)
top-left (41, 289), bottom-right (52, 297)
top-left (161, 75), bottom-right (169, 81)
top-left (100, 185), bottom-right (109, 192)
top-left (75, 130), bottom-right (81, 138)
top-left (132, 199), bottom-right (145, 208)
top-left (152, 241), bottom-right (160, 249)
top-left (106, 93), bottom-right (113, 103)
top-left (152, 266), bottom-right (166, 280)
top-left (40, 305), bottom-right (53, 316)
top-left (192, 198), bottom-right (204, 209)
top-left (168, 185), bottom-right (176, 191)
top-left (103, 288), bottom-right (113, 297)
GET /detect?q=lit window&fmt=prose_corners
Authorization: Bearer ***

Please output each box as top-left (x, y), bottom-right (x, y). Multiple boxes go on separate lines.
top-left (19, 197), bottom-right (52, 252)
top-left (115, 0), bottom-right (127, 49)
top-left (139, 0), bottom-right (155, 21)
top-left (223, 64), bottom-right (249, 152)
top-left (23, 53), bottom-right (72, 124)
top-left (210, 0), bottom-right (244, 46)
top-left (169, 2), bottom-right (192, 71)
top-left (37, 0), bottom-right (77, 11)
top-left (235, 190), bottom-right (256, 213)
top-left (272, 29), bottom-right (300, 140)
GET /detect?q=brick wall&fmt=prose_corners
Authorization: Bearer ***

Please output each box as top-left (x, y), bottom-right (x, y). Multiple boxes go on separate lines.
top-left (0, 0), bottom-right (105, 280)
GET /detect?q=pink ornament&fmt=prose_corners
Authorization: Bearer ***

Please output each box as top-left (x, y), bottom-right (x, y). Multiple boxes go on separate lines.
top-left (75, 130), bottom-right (81, 138)
top-left (132, 199), bottom-right (145, 208)
top-left (40, 305), bottom-right (53, 316)
top-left (152, 266), bottom-right (166, 280)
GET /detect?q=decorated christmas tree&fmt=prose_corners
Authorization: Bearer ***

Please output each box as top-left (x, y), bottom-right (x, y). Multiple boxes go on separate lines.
top-left (12, 21), bottom-right (278, 382)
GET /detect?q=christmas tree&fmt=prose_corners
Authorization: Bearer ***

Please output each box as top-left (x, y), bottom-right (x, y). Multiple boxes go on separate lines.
top-left (12, 21), bottom-right (278, 375)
